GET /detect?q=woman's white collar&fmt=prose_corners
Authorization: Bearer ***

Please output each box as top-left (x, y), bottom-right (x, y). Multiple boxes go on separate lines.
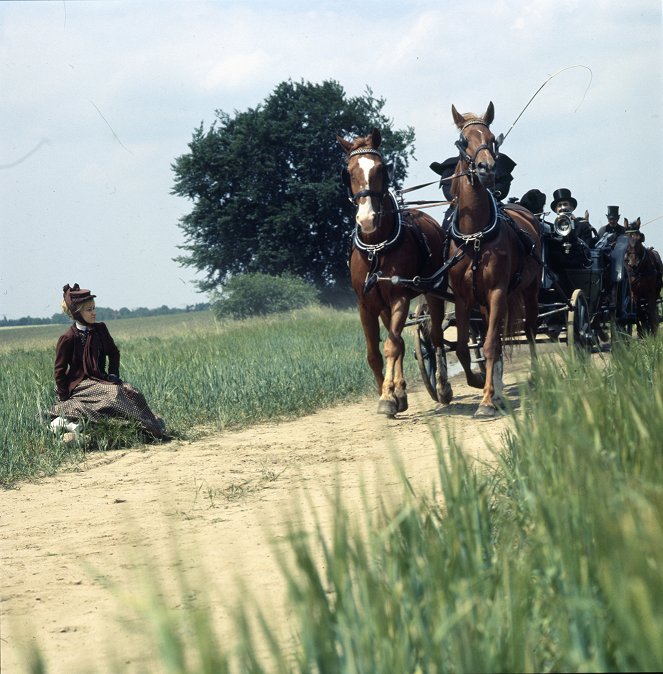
top-left (75, 321), bottom-right (88, 331)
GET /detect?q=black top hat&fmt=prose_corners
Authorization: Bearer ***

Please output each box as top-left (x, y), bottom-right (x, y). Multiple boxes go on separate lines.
top-left (606, 205), bottom-right (620, 219)
top-left (550, 188), bottom-right (577, 211)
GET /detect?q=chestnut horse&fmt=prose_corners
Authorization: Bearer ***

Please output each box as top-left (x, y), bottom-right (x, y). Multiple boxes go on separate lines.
top-left (338, 128), bottom-right (451, 416)
top-left (446, 102), bottom-right (541, 417)
top-left (625, 218), bottom-right (663, 335)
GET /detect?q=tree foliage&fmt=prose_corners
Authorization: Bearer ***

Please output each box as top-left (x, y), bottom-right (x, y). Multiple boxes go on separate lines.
top-left (171, 79), bottom-right (415, 293)
top-left (211, 273), bottom-right (320, 320)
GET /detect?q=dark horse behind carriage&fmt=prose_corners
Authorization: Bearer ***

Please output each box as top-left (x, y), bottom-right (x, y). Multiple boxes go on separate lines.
top-left (624, 217), bottom-right (663, 336)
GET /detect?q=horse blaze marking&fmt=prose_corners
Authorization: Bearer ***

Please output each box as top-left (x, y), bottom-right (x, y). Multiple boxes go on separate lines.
top-left (356, 156), bottom-right (377, 227)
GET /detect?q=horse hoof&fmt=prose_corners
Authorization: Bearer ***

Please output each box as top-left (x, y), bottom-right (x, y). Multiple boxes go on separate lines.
top-left (377, 398), bottom-right (398, 417)
top-left (395, 393), bottom-right (409, 413)
top-left (437, 383), bottom-right (453, 405)
top-left (474, 403), bottom-right (498, 419)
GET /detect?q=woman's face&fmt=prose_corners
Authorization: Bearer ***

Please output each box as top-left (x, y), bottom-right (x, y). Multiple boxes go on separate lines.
top-left (78, 301), bottom-right (97, 324)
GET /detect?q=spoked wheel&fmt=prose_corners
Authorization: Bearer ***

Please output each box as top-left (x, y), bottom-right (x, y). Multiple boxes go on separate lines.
top-left (566, 289), bottom-right (594, 351)
top-left (413, 301), bottom-right (448, 402)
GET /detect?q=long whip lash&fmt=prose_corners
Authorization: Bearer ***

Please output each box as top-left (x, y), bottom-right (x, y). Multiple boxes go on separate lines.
top-left (501, 64), bottom-right (593, 143)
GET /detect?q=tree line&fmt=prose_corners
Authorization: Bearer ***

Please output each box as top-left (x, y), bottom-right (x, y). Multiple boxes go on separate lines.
top-left (0, 303), bottom-right (210, 328)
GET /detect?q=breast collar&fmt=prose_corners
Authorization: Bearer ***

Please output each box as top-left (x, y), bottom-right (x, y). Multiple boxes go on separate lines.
top-left (352, 191), bottom-right (403, 260)
top-left (448, 190), bottom-right (501, 248)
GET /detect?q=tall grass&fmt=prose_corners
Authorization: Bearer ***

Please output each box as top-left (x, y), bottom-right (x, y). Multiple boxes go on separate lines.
top-left (90, 335), bottom-right (663, 673)
top-left (0, 308), bottom-right (377, 485)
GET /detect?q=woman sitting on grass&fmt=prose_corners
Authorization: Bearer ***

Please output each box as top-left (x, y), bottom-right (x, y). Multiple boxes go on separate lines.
top-left (49, 283), bottom-right (166, 442)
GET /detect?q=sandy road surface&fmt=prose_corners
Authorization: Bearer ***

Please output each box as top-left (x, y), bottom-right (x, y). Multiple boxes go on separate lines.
top-left (0, 354), bottom-right (532, 673)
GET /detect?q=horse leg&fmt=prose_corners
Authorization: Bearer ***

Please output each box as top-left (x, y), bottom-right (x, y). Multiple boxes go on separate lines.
top-left (426, 295), bottom-right (453, 404)
top-left (475, 288), bottom-right (506, 418)
top-left (377, 298), bottom-right (409, 416)
top-left (359, 305), bottom-right (384, 395)
top-left (454, 299), bottom-right (485, 389)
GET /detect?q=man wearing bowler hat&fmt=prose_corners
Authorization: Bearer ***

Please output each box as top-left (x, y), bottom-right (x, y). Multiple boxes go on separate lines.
top-left (597, 205), bottom-right (626, 242)
top-left (550, 187), bottom-right (597, 248)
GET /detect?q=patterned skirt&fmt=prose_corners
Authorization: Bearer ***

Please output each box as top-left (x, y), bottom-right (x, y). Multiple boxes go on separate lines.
top-left (50, 379), bottom-right (164, 436)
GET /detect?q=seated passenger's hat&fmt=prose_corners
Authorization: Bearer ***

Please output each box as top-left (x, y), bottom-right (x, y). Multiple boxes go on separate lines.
top-left (606, 205), bottom-right (620, 219)
top-left (62, 283), bottom-right (96, 317)
top-left (550, 188), bottom-right (577, 211)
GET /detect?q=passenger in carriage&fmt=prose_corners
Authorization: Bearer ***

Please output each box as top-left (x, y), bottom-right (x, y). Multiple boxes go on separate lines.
top-left (550, 187), bottom-right (598, 248)
top-left (596, 205), bottom-right (626, 245)
top-left (542, 188), bottom-right (595, 286)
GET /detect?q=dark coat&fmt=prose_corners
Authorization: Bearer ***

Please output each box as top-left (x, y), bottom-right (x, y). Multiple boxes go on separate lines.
top-left (54, 322), bottom-right (120, 400)
top-left (574, 217), bottom-right (598, 247)
top-left (597, 223), bottom-right (626, 240)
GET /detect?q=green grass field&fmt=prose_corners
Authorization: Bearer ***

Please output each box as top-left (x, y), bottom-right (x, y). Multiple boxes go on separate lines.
top-left (0, 308), bottom-right (386, 485)
top-left (6, 309), bottom-right (663, 672)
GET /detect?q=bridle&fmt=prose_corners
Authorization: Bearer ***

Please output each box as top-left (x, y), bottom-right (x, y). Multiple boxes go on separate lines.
top-left (454, 120), bottom-right (503, 186)
top-left (342, 146), bottom-right (390, 230)
top-left (343, 147), bottom-right (389, 200)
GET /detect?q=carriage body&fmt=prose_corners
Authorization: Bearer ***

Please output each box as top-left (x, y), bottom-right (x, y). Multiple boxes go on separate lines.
top-left (407, 216), bottom-right (637, 403)
top-left (537, 223), bottom-right (636, 348)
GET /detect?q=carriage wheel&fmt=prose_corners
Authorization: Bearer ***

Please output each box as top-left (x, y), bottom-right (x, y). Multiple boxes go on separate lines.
top-left (566, 289), bottom-right (594, 351)
top-left (413, 301), bottom-right (446, 402)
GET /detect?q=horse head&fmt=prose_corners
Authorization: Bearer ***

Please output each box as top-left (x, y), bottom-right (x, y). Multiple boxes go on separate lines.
top-left (451, 102), bottom-right (502, 190)
top-left (337, 128), bottom-right (391, 235)
top-left (625, 217), bottom-right (644, 270)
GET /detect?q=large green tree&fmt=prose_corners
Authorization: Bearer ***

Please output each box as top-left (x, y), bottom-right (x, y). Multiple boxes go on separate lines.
top-left (171, 79), bottom-right (415, 293)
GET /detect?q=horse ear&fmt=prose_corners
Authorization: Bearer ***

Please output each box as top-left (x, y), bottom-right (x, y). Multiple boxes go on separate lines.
top-left (370, 128), bottom-right (382, 149)
top-left (484, 101), bottom-right (495, 126)
top-left (336, 134), bottom-right (353, 153)
top-left (451, 104), bottom-right (465, 129)
top-left (584, 210), bottom-right (590, 220)
top-left (624, 218), bottom-right (629, 227)
top-left (636, 217), bottom-right (641, 226)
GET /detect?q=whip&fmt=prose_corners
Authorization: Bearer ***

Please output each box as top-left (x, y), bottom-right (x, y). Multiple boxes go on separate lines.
top-left (500, 64), bottom-right (593, 145)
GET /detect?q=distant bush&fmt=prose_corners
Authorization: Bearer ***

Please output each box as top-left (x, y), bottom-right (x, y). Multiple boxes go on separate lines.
top-left (211, 273), bottom-right (320, 320)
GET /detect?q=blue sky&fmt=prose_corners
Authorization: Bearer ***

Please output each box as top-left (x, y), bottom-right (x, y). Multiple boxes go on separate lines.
top-left (1, 0), bottom-right (661, 319)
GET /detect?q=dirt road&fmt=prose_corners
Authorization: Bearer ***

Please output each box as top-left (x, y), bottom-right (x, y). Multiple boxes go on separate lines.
top-left (0, 354), bottom-right (531, 673)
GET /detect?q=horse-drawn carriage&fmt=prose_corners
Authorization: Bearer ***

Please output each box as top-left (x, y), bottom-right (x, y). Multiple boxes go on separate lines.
top-left (407, 212), bottom-right (638, 404)
top-left (338, 103), bottom-right (641, 418)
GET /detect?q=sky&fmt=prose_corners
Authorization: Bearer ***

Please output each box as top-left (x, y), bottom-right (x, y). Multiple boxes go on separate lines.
top-left (1, 0), bottom-right (661, 320)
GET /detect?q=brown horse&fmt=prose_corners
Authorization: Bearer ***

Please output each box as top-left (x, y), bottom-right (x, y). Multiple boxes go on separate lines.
top-left (625, 217), bottom-right (663, 335)
top-left (446, 102), bottom-right (541, 417)
top-left (338, 128), bottom-right (451, 416)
